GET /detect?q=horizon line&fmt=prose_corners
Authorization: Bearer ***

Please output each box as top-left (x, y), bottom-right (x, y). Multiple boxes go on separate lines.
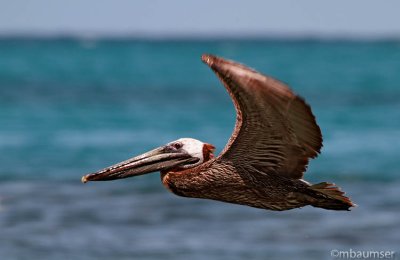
top-left (0, 31), bottom-right (400, 42)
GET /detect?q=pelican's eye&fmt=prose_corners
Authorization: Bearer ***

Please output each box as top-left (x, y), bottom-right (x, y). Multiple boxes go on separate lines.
top-left (166, 142), bottom-right (183, 152)
top-left (172, 142), bottom-right (183, 149)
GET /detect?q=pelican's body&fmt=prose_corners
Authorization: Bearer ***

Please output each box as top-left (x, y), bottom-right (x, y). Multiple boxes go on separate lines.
top-left (162, 157), bottom-right (312, 211)
top-left (82, 54), bottom-right (354, 211)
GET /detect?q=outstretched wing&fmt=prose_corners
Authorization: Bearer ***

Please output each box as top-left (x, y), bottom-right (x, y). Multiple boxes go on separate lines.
top-left (202, 54), bottom-right (322, 179)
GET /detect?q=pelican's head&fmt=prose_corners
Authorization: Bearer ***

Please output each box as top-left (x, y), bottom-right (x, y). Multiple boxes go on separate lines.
top-left (82, 138), bottom-right (215, 183)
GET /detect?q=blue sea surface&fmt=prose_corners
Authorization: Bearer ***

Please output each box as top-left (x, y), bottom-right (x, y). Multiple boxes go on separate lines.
top-left (0, 39), bottom-right (399, 259)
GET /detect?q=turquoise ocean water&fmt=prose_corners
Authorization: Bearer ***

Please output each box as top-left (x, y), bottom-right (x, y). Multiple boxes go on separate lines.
top-left (0, 39), bottom-right (399, 259)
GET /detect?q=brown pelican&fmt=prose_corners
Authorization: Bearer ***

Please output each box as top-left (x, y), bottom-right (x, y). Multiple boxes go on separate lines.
top-left (82, 54), bottom-right (354, 211)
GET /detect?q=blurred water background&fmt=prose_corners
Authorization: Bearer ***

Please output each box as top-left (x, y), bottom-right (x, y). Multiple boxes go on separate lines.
top-left (0, 39), bottom-right (399, 259)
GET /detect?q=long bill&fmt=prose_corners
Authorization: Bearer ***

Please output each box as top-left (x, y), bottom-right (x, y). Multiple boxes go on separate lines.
top-left (81, 146), bottom-right (198, 183)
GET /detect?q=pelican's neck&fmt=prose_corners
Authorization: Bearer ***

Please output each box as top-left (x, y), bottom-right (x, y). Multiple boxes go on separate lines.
top-left (160, 159), bottom-right (216, 197)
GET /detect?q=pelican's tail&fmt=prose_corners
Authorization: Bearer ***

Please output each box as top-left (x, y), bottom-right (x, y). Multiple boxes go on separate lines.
top-left (308, 182), bottom-right (355, 211)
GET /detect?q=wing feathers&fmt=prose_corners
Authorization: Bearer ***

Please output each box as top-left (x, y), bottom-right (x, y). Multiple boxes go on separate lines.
top-left (202, 54), bottom-right (322, 179)
top-left (287, 97), bottom-right (322, 158)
